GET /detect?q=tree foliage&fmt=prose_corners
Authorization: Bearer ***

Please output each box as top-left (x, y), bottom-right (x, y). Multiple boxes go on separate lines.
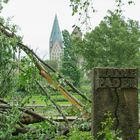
top-left (60, 29), bottom-right (80, 87)
top-left (78, 11), bottom-right (140, 70)
top-left (69, 0), bottom-right (135, 30)
top-left (70, 0), bottom-right (134, 16)
top-left (0, 21), bottom-right (19, 98)
top-left (0, 17), bottom-right (56, 139)
top-left (0, 0), bottom-right (9, 12)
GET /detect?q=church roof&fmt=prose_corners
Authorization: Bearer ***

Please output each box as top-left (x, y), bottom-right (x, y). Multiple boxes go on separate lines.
top-left (49, 14), bottom-right (63, 47)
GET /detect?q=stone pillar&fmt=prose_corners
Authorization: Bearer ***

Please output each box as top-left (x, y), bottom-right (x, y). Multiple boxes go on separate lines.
top-left (92, 68), bottom-right (138, 140)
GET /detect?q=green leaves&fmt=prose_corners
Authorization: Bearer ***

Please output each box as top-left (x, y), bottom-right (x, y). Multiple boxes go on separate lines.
top-left (97, 112), bottom-right (122, 140)
top-left (18, 56), bottom-right (40, 96)
top-left (60, 30), bottom-right (81, 87)
top-left (79, 11), bottom-right (140, 70)
top-left (0, 104), bottom-right (20, 139)
top-left (0, 0), bottom-right (9, 12)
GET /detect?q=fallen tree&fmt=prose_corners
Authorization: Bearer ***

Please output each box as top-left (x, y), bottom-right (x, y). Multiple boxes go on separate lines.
top-left (0, 99), bottom-right (54, 125)
top-left (0, 22), bottom-right (91, 139)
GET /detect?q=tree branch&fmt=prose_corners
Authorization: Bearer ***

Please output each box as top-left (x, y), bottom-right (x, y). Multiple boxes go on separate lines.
top-left (36, 81), bottom-right (69, 125)
top-left (0, 100), bottom-right (54, 125)
top-left (0, 23), bottom-right (91, 104)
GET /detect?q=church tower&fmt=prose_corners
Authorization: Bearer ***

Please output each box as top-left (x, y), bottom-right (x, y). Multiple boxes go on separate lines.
top-left (49, 14), bottom-right (63, 61)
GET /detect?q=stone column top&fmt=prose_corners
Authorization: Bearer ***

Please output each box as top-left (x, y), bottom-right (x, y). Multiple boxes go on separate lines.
top-left (94, 67), bottom-right (138, 78)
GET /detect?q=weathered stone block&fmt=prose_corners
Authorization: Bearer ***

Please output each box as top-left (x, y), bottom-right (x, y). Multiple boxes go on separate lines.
top-left (92, 68), bottom-right (138, 140)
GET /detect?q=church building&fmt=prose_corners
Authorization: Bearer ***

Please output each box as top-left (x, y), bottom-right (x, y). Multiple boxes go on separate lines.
top-left (49, 14), bottom-right (63, 61)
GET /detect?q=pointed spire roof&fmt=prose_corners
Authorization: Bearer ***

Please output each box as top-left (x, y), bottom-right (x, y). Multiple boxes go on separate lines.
top-left (49, 14), bottom-right (63, 47)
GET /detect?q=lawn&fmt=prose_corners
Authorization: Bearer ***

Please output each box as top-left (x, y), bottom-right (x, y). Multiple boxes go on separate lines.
top-left (28, 94), bottom-right (81, 106)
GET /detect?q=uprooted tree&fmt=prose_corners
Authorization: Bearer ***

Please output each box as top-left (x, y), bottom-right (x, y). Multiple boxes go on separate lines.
top-left (0, 2), bottom-right (92, 138)
top-left (0, 20), bottom-right (92, 139)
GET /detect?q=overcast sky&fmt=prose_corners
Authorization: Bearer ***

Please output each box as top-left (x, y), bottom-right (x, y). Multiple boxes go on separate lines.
top-left (1, 0), bottom-right (140, 59)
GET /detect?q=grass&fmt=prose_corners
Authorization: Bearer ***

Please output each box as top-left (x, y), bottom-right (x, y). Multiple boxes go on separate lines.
top-left (28, 94), bottom-right (81, 106)
top-left (25, 94), bottom-right (82, 116)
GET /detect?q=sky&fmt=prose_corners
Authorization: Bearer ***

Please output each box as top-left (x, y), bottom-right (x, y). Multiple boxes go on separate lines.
top-left (1, 0), bottom-right (140, 59)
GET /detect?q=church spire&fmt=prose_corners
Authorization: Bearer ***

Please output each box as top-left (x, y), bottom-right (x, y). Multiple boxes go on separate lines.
top-left (49, 14), bottom-right (63, 48)
top-left (49, 14), bottom-right (63, 61)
